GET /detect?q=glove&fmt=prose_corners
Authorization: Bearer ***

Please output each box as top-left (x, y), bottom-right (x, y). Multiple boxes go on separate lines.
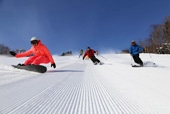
top-left (9, 51), bottom-right (16, 56)
top-left (83, 57), bottom-right (85, 60)
top-left (96, 50), bottom-right (98, 56)
top-left (139, 50), bottom-right (143, 53)
top-left (51, 63), bottom-right (56, 68)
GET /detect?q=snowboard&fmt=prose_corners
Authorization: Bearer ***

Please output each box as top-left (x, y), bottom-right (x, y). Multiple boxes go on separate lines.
top-left (12, 64), bottom-right (47, 73)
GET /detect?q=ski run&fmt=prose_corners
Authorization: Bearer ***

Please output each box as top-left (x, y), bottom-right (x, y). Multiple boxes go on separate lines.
top-left (0, 53), bottom-right (170, 114)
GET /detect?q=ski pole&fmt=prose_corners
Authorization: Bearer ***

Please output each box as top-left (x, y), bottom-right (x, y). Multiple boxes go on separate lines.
top-left (130, 55), bottom-right (134, 66)
top-left (148, 53), bottom-right (156, 65)
top-left (98, 54), bottom-right (107, 60)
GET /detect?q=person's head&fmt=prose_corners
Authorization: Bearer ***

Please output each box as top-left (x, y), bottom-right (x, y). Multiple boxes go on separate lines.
top-left (30, 37), bottom-right (38, 46)
top-left (131, 40), bottom-right (136, 46)
top-left (86, 46), bottom-right (90, 51)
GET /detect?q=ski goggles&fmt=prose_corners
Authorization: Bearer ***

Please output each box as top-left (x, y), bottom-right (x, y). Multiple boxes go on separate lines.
top-left (31, 40), bottom-right (38, 45)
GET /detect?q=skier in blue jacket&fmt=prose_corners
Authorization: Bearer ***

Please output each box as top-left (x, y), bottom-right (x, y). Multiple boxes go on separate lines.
top-left (129, 40), bottom-right (144, 66)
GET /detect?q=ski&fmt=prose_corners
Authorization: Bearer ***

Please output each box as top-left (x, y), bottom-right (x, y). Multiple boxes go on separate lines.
top-left (131, 64), bottom-right (143, 67)
top-left (94, 62), bottom-right (104, 65)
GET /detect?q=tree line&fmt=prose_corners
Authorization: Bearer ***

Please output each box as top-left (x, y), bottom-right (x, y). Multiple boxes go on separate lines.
top-left (139, 16), bottom-right (170, 54)
top-left (0, 44), bottom-right (10, 55)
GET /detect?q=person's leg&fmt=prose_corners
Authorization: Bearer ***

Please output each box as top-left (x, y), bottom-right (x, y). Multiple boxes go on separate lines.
top-left (90, 56), bottom-right (96, 63)
top-left (133, 54), bottom-right (143, 65)
top-left (94, 57), bottom-right (100, 63)
top-left (31, 56), bottom-right (50, 65)
top-left (90, 56), bottom-right (101, 64)
top-left (138, 56), bottom-right (143, 66)
top-left (24, 56), bottom-right (38, 65)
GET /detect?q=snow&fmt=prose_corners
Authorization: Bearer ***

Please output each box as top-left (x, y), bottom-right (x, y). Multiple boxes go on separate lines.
top-left (0, 53), bottom-right (170, 114)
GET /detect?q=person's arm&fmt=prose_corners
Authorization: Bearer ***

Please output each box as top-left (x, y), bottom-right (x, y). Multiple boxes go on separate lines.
top-left (15, 49), bottom-right (32, 58)
top-left (43, 45), bottom-right (55, 64)
top-left (138, 46), bottom-right (144, 53)
top-left (43, 45), bottom-right (56, 68)
top-left (83, 52), bottom-right (87, 60)
top-left (129, 47), bottom-right (132, 55)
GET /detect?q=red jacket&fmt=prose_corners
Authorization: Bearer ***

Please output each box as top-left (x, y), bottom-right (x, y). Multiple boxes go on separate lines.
top-left (83, 49), bottom-right (96, 58)
top-left (15, 40), bottom-right (55, 64)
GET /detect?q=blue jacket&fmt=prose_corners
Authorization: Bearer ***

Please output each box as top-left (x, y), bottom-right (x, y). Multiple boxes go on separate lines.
top-left (129, 44), bottom-right (143, 55)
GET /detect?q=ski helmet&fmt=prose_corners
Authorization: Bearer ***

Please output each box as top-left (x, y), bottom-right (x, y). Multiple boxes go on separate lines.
top-left (30, 37), bottom-right (38, 41)
top-left (87, 47), bottom-right (90, 50)
top-left (30, 37), bottom-right (38, 44)
top-left (131, 40), bottom-right (136, 45)
top-left (87, 47), bottom-right (90, 49)
top-left (131, 40), bottom-right (135, 43)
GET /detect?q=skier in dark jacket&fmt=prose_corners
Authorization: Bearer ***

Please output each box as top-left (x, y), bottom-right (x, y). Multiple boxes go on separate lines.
top-left (83, 47), bottom-right (101, 65)
top-left (129, 40), bottom-right (144, 66)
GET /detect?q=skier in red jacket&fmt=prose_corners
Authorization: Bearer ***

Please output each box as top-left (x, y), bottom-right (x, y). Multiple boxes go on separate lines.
top-left (83, 47), bottom-right (101, 65)
top-left (9, 37), bottom-right (56, 68)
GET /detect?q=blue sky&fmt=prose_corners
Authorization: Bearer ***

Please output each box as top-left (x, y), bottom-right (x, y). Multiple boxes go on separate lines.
top-left (0, 0), bottom-right (170, 54)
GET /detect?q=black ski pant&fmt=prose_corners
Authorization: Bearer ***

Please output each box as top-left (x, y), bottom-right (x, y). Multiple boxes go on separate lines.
top-left (132, 54), bottom-right (143, 65)
top-left (90, 56), bottom-right (100, 63)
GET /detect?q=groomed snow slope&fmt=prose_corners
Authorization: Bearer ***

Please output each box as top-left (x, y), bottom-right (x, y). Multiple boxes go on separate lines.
top-left (0, 53), bottom-right (170, 114)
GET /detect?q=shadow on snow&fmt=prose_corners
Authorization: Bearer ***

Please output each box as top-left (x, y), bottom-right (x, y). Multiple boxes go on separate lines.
top-left (47, 70), bottom-right (84, 73)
